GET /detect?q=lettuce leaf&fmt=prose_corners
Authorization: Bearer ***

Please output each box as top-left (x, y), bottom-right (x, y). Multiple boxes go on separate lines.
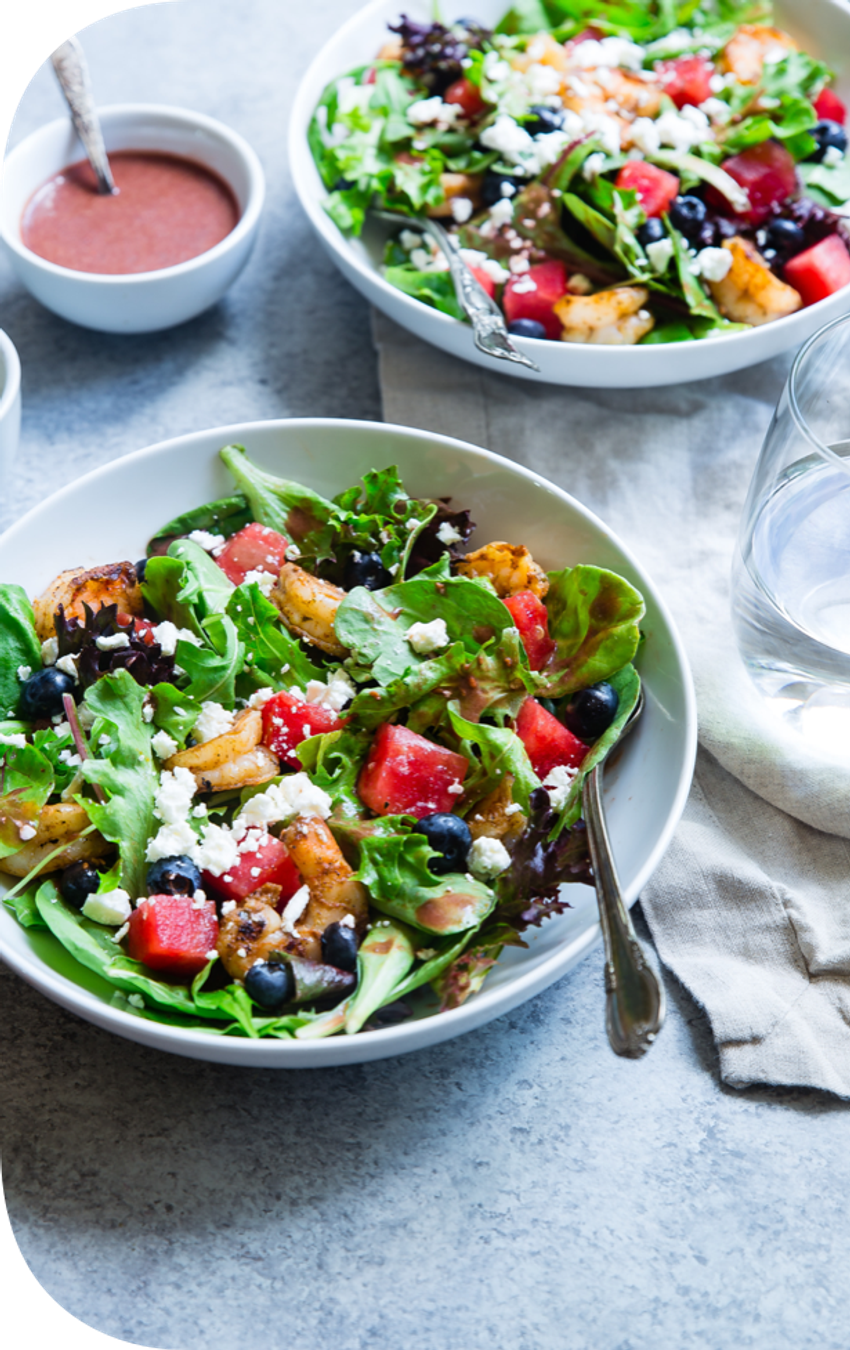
top-left (177, 615), bottom-right (244, 706)
top-left (446, 705), bottom-right (539, 811)
top-left (550, 663), bottom-right (642, 832)
top-left (382, 265), bottom-right (465, 320)
top-left (147, 493), bottom-right (251, 556)
top-left (296, 726), bottom-right (372, 817)
top-left (0, 584), bottom-right (42, 720)
top-left (226, 582), bottom-right (324, 690)
top-left (538, 565), bottom-right (644, 699)
top-left (356, 827), bottom-right (495, 935)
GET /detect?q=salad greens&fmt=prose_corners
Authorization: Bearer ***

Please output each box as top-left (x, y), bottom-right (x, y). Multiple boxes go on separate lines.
top-left (1, 449), bottom-right (645, 1040)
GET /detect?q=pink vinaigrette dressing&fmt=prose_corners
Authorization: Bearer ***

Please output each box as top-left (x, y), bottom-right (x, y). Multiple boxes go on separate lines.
top-left (21, 151), bottom-right (239, 275)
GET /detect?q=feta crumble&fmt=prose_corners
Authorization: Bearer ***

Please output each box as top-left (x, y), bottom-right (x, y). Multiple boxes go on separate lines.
top-left (151, 729), bottom-right (178, 760)
top-left (693, 246), bottom-right (732, 282)
top-left (243, 568), bottom-right (277, 595)
top-left (16, 664), bottom-right (31, 681)
top-left (18, 821), bottom-right (37, 839)
top-left (281, 883), bottom-right (311, 934)
top-left (646, 238), bottom-right (674, 273)
top-left (436, 521), bottom-right (463, 546)
top-left (188, 529), bottom-right (226, 552)
top-left (405, 618), bottom-right (450, 655)
top-left (151, 620), bottom-right (203, 657)
top-left (468, 835), bottom-right (511, 880)
top-left (82, 888), bottom-right (133, 926)
top-left (303, 670), bottom-right (355, 712)
top-left (236, 773), bottom-right (332, 829)
top-left (40, 637), bottom-right (59, 666)
top-left (193, 701), bottom-right (235, 743)
top-left (55, 654), bottom-right (79, 681)
top-left (95, 632), bottom-right (130, 652)
top-left (153, 765), bottom-right (197, 825)
top-left (0, 733), bottom-right (27, 749)
top-left (543, 763), bottom-right (578, 812)
top-left (450, 196), bottom-right (474, 224)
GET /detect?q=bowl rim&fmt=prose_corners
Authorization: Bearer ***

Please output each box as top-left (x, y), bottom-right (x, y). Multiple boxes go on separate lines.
top-left (288, 0), bottom-right (850, 362)
top-left (0, 416), bottom-right (697, 1063)
top-left (1, 102), bottom-right (266, 286)
top-left (0, 329), bottom-right (21, 423)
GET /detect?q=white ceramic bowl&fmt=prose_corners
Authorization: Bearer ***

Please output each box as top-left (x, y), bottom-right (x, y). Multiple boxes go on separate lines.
top-left (290, 0), bottom-right (850, 388)
top-left (0, 105), bottom-right (265, 333)
top-left (0, 419), bottom-right (696, 1065)
top-left (0, 329), bottom-right (21, 489)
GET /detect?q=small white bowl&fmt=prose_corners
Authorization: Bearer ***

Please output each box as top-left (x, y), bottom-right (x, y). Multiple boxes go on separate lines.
top-left (0, 329), bottom-right (21, 488)
top-left (0, 104), bottom-right (265, 334)
top-left (290, 0), bottom-right (850, 388)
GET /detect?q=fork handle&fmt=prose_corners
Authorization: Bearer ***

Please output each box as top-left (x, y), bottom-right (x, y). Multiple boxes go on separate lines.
top-left (583, 764), bottom-right (666, 1058)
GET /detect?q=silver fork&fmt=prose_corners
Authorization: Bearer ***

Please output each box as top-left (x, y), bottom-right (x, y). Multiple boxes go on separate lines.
top-left (375, 210), bottom-right (541, 372)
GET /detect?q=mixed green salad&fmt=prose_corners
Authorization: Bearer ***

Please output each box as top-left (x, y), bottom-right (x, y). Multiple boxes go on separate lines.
top-left (0, 448), bottom-right (644, 1040)
top-left (310, 1), bottom-right (850, 345)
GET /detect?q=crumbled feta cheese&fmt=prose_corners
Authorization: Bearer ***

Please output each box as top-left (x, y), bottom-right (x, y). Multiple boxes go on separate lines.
top-left (113, 921), bottom-right (130, 943)
top-left (284, 542), bottom-right (301, 561)
top-left (82, 888), bottom-right (133, 926)
top-left (205, 949), bottom-right (219, 962)
top-left (95, 632), bottom-right (130, 653)
top-left (699, 97), bottom-right (731, 124)
top-left (628, 116), bottom-right (660, 157)
top-left (151, 620), bottom-right (202, 657)
top-left (468, 835), bottom-right (511, 879)
top-left (504, 801), bottom-right (522, 816)
top-left (708, 72), bottom-right (726, 93)
top-left (243, 567), bottom-right (277, 595)
top-left (58, 749), bottom-right (82, 767)
top-left (510, 272), bottom-right (537, 292)
top-left (16, 664), bottom-right (31, 681)
top-left (0, 733), bottom-right (27, 749)
top-left (52, 718), bottom-right (71, 736)
top-left (128, 994), bottom-right (145, 1010)
top-left (188, 529), bottom-right (226, 552)
top-left (17, 821), bottom-right (37, 839)
top-left (141, 697), bottom-right (155, 724)
top-left (436, 521), bottom-right (463, 546)
top-left (400, 228), bottom-right (424, 252)
top-left (221, 900), bottom-right (237, 916)
top-left (410, 245), bottom-right (450, 273)
top-left (303, 670), bottom-right (355, 713)
top-left (582, 151), bottom-right (607, 182)
top-left (824, 145), bottom-right (845, 168)
top-left (450, 196), bottom-right (474, 224)
top-left (339, 913), bottom-right (356, 929)
top-left (571, 36), bottom-right (645, 71)
top-left (525, 61), bottom-right (561, 99)
top-left (40, 637), bottom-right (58, 666)
top-left (656, 107), bottom-right (709, 152)
top-left (247, 687), bottom-right (276, 709)
top-left (153, 765), bottom-right (197, 826)
top-left (694, 246), bottom-right (732, 282)
top-left (543, 763), bottom-right (578, 812)
top-left (193, 701), bottom-right (235, 743)
top-left (281, 883), bottom-right (311, 934)
top-left (480, 115), bottom-right (535, 164)
top-left (405, 618), bottom-right (450, 655)
top-left (55, 654), bottom-right (78, 681)
top-left (509, 255), bottom-right (531, 275)
top-left (407, 96), bottom-right (459, 127)
top-left (646, 237), bottom-right (674, 272)
top-left (193, 822), bottom-right (241, 876)
top-left (151, 729), bottom-right (178, 760)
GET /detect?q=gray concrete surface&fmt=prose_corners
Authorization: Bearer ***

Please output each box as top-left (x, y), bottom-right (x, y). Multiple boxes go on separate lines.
top-left (1, 4), bottom-right (849, 1348)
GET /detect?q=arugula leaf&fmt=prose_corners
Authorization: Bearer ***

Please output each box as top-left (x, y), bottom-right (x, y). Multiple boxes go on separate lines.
top-left (142, 556), bottom-right (204, 638)
top-left (226, 582), bottom-right (324, 690)
top-left (149, 683), bottom-right (201, 747)
top-left (446, 705), bottom-right (539, 811)
top-left (296, 727), bottom-right (371, 817)
top-left (79, 671), bottom-right (157, 898)
top-left (0, 585), bottom-right (42, 719)
top-left (166, 539), bottom-right (235, 618)
top-left (666, 220), bottom-right (723, 321)
top-left (538, 565), bottom-right (644, 698)
top-left (0, 743), bottom-right (54, 858)
top-left (147, 494), bottom-right (251, 556)
top-left (31, 723), bottom-right (78, 794)
top-left (221, 443), bottom-right (339, 550)
top-left (550, 663), bottom-right (642, 832)
top-left (177, 615), bottom-right (244, 706)
top-left (356, 827), bottom-right (496, 934)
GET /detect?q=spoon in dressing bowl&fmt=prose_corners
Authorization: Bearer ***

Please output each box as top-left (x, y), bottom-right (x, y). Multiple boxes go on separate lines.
top-left (51, 37), bottom-right (115, 194)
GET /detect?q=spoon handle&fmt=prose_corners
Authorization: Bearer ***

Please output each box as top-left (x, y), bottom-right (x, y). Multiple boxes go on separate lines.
top-left (51, 38), bottom-right (115, 194)
top-left (583, 764), bottom-right (666, 1058)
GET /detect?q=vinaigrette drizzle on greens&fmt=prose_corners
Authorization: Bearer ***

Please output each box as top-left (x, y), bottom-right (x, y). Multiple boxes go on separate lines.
top-left (0, 449), bottom-right (644, 1039)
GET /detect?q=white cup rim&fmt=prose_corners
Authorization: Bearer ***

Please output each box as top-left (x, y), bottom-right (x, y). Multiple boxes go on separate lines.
top-left (0, 329), bottom-right (21, 424)
top-left (1, 103), bottom-right (266, 285)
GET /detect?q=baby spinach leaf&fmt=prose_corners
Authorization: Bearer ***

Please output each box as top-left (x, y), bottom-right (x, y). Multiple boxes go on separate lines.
top-left (147, 493), bottom-right (251, 555)
top-left (550, 663), bottom-right (642, 832)
top-left (3, 881), bottom-right (47, 928)
top-left (226, 582), bottom-right (324, 689)
top-left (221, 444), bottom-right (341, 557)
top-left (357, 830), bottom-right (495, 935)
top-left (344, 920), bottom-right (416, 1034)
top-left (142, 556), bottom-right (205, 638)
top-left (0, 743), bottom-right (55, 858)
top-left (0, 585), bottom-right (42, 719)
top-left (80, 671), bottom-right (157, 899)
top-left (149, 683), bottom-right (201, 747)
top-left (446, 706), bottom-right (539, 811)
top-left (177, 616), bottom-right (244, 706)
top-left (166, 538), bottom-right (235, 618)
top-left (539, 565), bottom-right (644, 699)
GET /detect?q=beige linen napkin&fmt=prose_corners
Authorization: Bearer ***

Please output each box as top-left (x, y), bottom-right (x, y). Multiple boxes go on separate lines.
top-left (372, 309), bottom-right (850, 1097)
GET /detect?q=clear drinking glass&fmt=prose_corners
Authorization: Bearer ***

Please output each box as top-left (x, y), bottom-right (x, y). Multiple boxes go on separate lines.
top-left (732, 313), bottom-right (850, 752)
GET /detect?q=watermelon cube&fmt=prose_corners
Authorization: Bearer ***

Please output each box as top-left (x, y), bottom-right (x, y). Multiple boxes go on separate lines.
top-left (503, 260), bottom-right (568, 340)
top-left (502, 590), bottom-right (556, 671)
top-left (262, 689), bottom-right (343, 769)
top-left (201, 834), bottom-right (302, 904)
top-left (443, 77), bottom-right (488, 119)
top-left (707, 141), bottom-right (797, 226)
top-left (515, 698), bottom-right (589, 781)
top-left (615, 161), bottom-right (680, 219)
top-left (358, 722), bottom-right (469, 819)
top-left (655, 55), bottom-right (714, 110)
top-left (127, 894), bottom-right (219, 979)
top-left (783, 234), bottom-right (850, 306)
top-left (215, 522), bottom-right (289, 586)
top-left (814, 88), bottom-right (846, 125)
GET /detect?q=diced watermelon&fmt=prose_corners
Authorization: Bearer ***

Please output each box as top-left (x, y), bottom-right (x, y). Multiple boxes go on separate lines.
top-left (502, 590), bottom-right (556, 671)
top-left (655, 55), bottom-right (714, 110)
top-left (783, 234), bottom-right (850, 306)
top-left (201, 834), bottom-right (302, 905)
top-left (127, 894), bottom-right (219, 979)
top-left (443, 77), bottom-right (487, 118)
top-left (261, 689), bottom-right (343, 770)
top-left (215, 522), bottom-right (289, 586)
top-left (707, 141), bottom-right (797, 226)
top-left (515, 698), bottom-right (589, 781)
top-left (358, 722), bottom-right (469, 819)
top-left (615, 161), bottom-right (680, 219)
top-left (503, 260), bottom-right (569, 340)
top-left (470, 266), bottom-right (496, 299)
top-left (814, 87), bottom-right (846, 125)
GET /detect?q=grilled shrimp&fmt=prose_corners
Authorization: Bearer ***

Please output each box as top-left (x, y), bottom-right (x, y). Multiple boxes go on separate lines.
top-left (0, 803), bottom-right (110, 877)
top-left (216, 885), bottom-right (288, 981)
top-left (720, 24), bottom-right (797, 84)
top-left (165, 709), bottom-right (278, 792)
top-left (467, 776), bottom-right (527, 846)
top-left (281, 815), bottom-right (369, 958)
top-left (33, 562), bottom-right (143, 641)
top-left (707, 237), bottom-right (802, 326)
top-left (554, 286), bottom-right (655, 345)
top-left (456, 542), bottom-right (549, 599)
top-left (272, 562), bottom-right (347, 656)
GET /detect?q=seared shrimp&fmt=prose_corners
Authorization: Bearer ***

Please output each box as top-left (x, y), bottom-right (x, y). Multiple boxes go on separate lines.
top-left (165, 709), bottom-right (278, 792)
top-left (33, 562), bottom-right (143, 641)
top-left (282, 815), bottom-right (369, 957)
top-left (0, 803), bottom-right (110, 877)
top-left (708, 237), bottom-right (802, 326)
top-left (456, 542), bottom-right (549, 599)
top-left (720, 24), bottom-right (797, 84)
top-left (467, 776), bottom-right (527, 846)
top-left (217, 885), bottom-right (288, 981)
top-left (271, 563), bottom-right (347, 656)
top-left (554, 286), bottom-right (655, 345)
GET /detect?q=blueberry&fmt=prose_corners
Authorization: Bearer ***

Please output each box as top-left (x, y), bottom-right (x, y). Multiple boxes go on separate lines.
top-left (244, 960), bottom-right (295, 1012)
top-left (694, 219), bottom-right (717, 249)
top-left (507, 318), bottom-right (547, 339)
top-left (765, 217), bottom-right (807, 258)
top-left (333, 176), bottom-right (356, 191)
top-left (668, 195), bottom-right (707, 240)
top-left (417, 813), bottom-right (472, 876)
top-left (60, 861), bottom-right (102, 910)
top-left (343, 550), bottom-right (393, 592)
top-left (561, 682), bottom-right (619, 741)
top-left (134, 558), bottom-right (148, 583)
top-left (637, 218), bottom-right (665, 247)
top-left (321, 920), bottom-right (359, 973)
top-left (481, 170), bottom-right (523, 207)
top-left (808, 120), bottom-right (848, 163)
top-left (524, 105), bottom-right (564, 136)
top-left (145, 855), bottom-right (202, 897)
top-left (19, 667), bottom-right (76, 720)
